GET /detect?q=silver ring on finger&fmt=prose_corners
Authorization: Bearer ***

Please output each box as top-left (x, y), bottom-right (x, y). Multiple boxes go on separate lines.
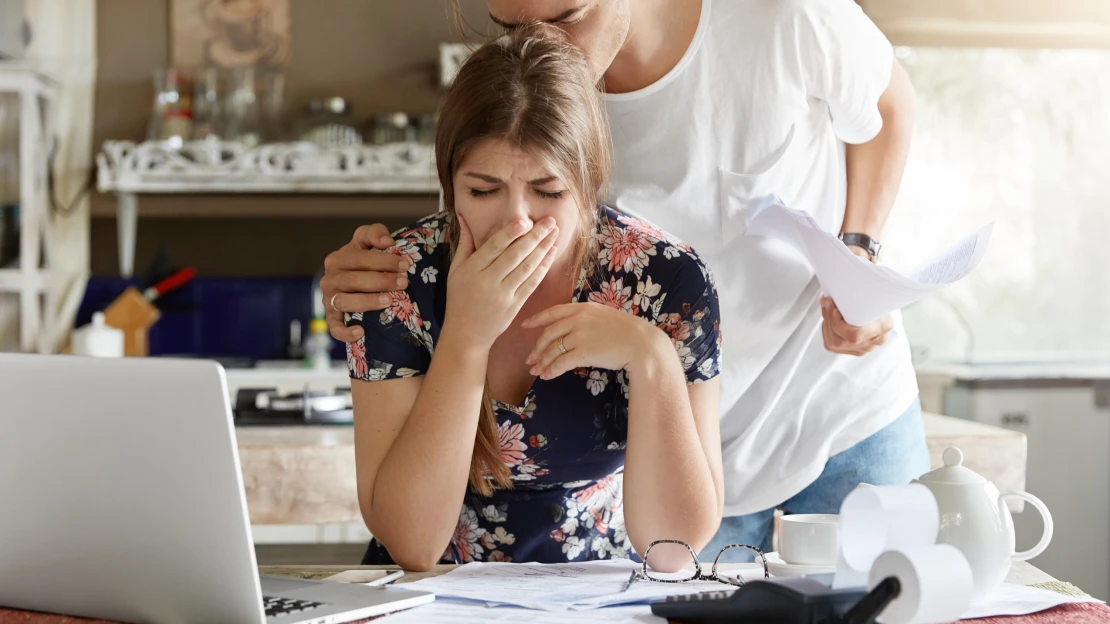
top-left (558, 337), bottom-right (568, 355)
top-left (330, 293), bottom-right (340, 312)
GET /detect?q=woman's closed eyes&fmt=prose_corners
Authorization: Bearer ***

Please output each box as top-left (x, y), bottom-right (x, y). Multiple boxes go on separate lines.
top-left (468, 187), bottom-right (566, 200)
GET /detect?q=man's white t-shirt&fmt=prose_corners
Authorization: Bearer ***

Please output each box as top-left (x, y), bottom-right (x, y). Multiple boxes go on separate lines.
top-left (604, 0), bottom-right (920, 515)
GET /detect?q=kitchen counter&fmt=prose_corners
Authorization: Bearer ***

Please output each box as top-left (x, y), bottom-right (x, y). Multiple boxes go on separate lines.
top-left (236, 411), bottom-right (1027, 525)
top-left (237, 426), bottom-right (360, 525)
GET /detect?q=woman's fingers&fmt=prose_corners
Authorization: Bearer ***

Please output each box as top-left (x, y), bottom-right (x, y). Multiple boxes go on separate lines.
top-left (470, 219), bottom-right (532, 269)
top-left (520, 302), bottom-right (581, 329)
top-left (452, 213), bottom-right (477, 267)
top-left (488, 218), bottom-right (557, 278)
top-left (516, 245), bottom-right (558, 300)
top-left (507, 229), bottom-right (558, 290)
top-left (527, 316), bottom-right (578, 368)
top-left (538, 348), bottom-right (589, 381)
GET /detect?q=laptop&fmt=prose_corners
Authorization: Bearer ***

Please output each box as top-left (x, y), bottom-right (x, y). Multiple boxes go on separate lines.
top-left (0, 354), bottom-right (433, 624)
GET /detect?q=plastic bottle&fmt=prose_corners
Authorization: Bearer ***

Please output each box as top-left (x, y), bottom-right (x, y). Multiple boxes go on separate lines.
top-left (72, 312), bottom-right (125, 358)
top-left (304, 317), bottom-right (332, 371)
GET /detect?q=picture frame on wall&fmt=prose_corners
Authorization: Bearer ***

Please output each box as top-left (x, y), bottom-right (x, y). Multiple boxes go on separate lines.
top-left (171, 0), bottom-right (292, 69)
top-left (439, 42), bottom-right (472, 88)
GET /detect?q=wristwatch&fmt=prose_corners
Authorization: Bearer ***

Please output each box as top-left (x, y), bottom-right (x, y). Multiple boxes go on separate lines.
top-left (839, 232), bottom-right (882, 261)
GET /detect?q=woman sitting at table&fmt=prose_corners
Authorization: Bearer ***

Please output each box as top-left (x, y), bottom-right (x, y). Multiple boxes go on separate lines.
top-left (344, 25), bottom-right (723, 571)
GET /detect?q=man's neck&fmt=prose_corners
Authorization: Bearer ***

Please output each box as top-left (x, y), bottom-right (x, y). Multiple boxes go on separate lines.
top-left (603, 0), bottom-right (702, 95)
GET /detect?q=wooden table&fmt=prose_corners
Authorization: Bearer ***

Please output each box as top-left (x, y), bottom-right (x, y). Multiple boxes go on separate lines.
top-left (2, 562), bottom-right (1105, 623)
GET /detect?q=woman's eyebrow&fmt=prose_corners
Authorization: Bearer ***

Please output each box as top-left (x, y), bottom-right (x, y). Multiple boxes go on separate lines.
top-left (463, 172), bottom-right (502, 183)
top-left (530, 176), bottom-right (558, 185)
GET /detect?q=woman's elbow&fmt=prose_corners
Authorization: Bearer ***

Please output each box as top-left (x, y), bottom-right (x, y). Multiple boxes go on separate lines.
top-left (383, 543), bottom-right (444, 572)
top-left (645, 550), bottom-right (694, 574)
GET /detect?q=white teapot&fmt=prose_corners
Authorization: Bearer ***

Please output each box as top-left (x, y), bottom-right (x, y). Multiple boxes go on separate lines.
top-left (913, 447), bottom-right (1054, 600)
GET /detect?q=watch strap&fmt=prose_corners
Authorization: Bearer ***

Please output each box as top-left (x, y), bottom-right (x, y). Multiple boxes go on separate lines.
top-left (839, 232), bottom-right (882, 260)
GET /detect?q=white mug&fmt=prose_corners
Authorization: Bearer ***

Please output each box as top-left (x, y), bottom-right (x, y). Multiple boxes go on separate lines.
top-left (779, 513), bottom-right (839, 566)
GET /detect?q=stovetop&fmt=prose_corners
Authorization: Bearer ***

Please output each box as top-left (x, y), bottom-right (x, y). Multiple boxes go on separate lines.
top-left (234, 387), bottom-right (353, 426)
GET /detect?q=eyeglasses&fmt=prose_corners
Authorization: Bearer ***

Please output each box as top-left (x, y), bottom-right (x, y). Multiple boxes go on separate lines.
top-left (624, 540), bottom-right (770, 590)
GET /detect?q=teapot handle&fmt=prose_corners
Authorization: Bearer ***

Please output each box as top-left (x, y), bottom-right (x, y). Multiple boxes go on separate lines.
top-left (1001, 491), bottom-right (1054, 562)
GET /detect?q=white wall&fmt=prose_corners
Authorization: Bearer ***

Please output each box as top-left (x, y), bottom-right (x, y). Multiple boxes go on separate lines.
top-left (884, 48), bottom-right (1110, 362)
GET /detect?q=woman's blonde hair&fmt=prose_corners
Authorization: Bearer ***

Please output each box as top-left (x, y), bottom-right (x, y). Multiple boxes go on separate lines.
top-left (435, 23), bottom-right (612, 495)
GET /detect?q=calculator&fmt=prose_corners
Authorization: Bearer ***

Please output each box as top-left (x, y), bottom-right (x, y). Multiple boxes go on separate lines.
top-left (650, 576), bottom-right (870, 624)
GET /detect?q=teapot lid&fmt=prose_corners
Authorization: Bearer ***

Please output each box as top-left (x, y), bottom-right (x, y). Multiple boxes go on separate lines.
top-left (917, 447), bottom-right (987, 485)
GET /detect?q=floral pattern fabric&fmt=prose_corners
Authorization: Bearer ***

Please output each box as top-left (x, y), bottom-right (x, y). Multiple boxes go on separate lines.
top-left (347, 205), bottom-right (721, 564)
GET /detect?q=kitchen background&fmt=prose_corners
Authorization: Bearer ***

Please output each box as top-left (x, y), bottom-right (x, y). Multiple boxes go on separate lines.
top-left (1, 0), bottom-right (1108, 601)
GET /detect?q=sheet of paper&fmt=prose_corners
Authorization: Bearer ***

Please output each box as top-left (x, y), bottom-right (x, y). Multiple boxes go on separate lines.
top-left (380, 598), bottom-right (664, 623)
top-left (322, 569), bottom-right (403, 585)
top-left (962, 583), bottom-right (1103, 618)
top-left (745, 196), bottom-right (993, 326)
top-left (405, 559), bottom-right (763, 611)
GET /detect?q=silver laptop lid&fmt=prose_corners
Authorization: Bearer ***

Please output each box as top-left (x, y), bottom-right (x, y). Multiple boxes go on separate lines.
top-left (0, 354), bottom-right (265, 624)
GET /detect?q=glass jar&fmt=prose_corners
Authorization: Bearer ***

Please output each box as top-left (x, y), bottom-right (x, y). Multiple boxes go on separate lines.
top-left (223, 67), bottom-right (262, 147)
top-left (192, 67), bottom-right (223, 141)
top-left (148, 68), bottom-right (192, 148)
top-left (260, 71), bottom-right (287, 142)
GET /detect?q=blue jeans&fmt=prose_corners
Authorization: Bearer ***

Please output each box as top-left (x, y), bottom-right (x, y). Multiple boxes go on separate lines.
top-left (699, 398), bottom-right (929, 560)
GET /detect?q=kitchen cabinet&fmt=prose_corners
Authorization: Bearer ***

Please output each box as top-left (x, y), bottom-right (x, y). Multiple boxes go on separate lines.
top-left (926, 360), bottom-right (1110, 600)
top-left (860, 0), bottom-right (1110, 48)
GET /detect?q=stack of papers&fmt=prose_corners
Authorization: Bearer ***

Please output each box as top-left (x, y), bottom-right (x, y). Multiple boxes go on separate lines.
top-left (402, 560), bottom-right (764, 611)
top-left (377, 559), bottom-right (1102, 622)
top-left (380, 600), bottom-right (663, 623)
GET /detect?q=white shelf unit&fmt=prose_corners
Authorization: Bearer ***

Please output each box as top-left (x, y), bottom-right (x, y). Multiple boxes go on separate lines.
top-left (96, 139), bottom-right (440, 278)
top-left (0, 63), bottom-right (57, 353)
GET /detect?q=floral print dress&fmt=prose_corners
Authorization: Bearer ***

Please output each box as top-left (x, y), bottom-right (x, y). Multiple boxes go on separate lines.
top-left (346, 205), bottom-right (721, 564)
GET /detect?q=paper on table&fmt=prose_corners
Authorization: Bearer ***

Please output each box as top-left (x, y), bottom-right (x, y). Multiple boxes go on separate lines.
top-left (380, 598), bottom-right (664, 623)
top-left (962, 583), bottom-right (1103, 619)
top-left (745, 196), bottom-right (993, 326)
top-left (322, 569), bottom-right (404, 585)
top-left (405, 559), bottom-right (762, 611)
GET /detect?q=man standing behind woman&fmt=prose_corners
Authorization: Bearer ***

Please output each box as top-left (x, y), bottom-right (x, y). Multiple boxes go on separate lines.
top-left (324, 0), bottom-right (927, 557)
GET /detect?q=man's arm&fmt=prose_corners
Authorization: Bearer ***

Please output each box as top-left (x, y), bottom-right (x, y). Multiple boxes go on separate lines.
top-left (823, 58), bottom-right (914, 356)
top-left (841, 58), bottom-right (915, 242)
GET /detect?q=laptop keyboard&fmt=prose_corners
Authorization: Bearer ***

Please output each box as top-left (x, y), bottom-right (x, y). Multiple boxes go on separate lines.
top-left (263, 595), bottom-right (329, 619)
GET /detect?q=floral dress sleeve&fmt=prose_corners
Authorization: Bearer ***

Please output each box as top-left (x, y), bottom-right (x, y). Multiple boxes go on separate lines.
top-left (344, 215), bottom-right (446, 382)
top-left (631, 244), bottom-right (722, 385)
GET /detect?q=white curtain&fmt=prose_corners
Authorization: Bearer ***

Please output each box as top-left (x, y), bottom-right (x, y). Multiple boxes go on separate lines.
top-left (0, 0), bottom-right (96, 351)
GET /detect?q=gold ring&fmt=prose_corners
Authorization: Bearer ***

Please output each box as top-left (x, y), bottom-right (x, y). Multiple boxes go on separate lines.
top-left (330, 293), bottom-right (340, 312)
top-left (558, 337), bottom-right (568, 355)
